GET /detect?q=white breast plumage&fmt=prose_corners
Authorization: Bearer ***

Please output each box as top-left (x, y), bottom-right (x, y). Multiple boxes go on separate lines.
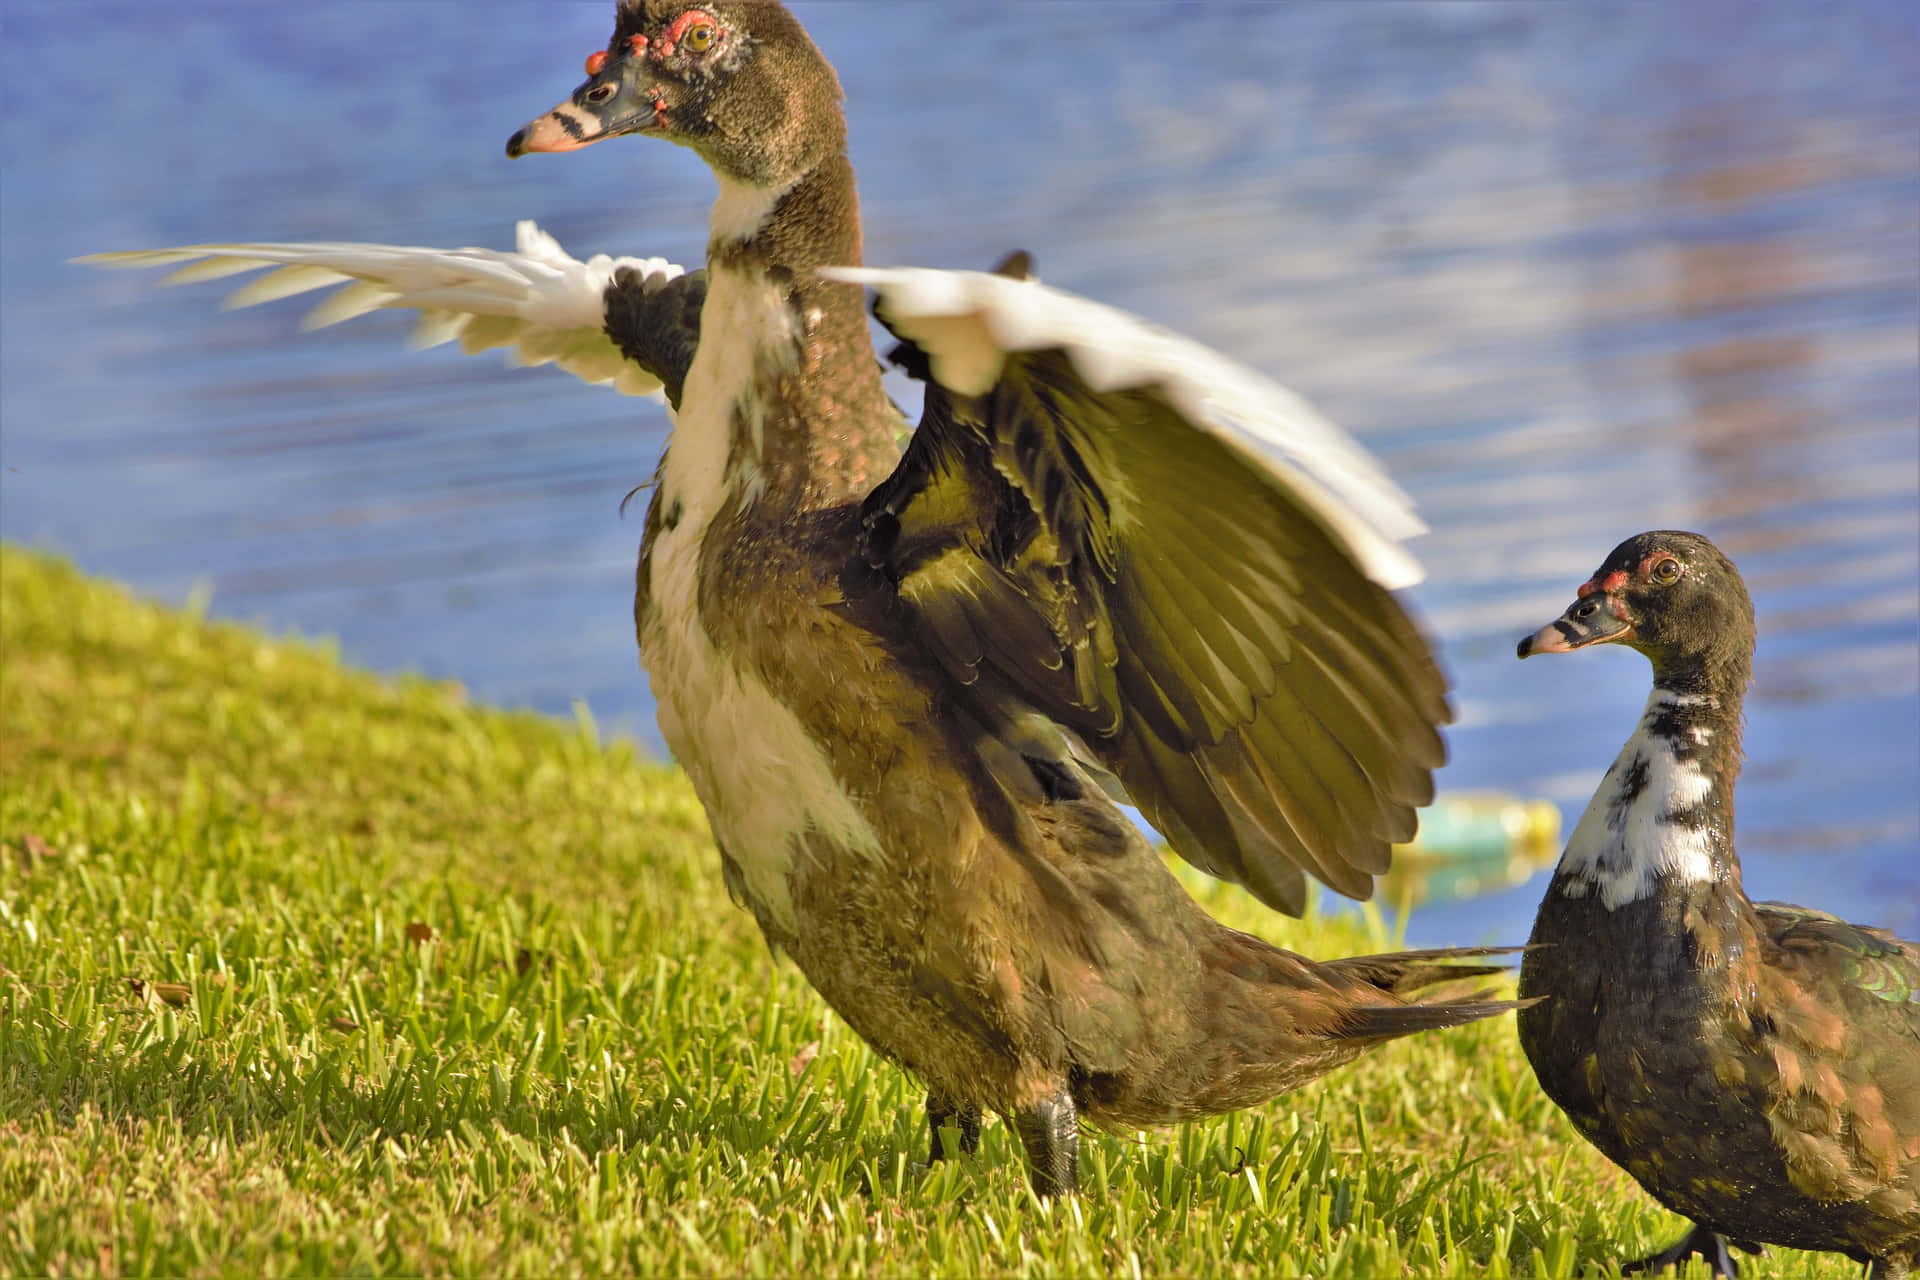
top-left (639, 265), bottom-right (881, 934)
top-left (1557, 689), bottom-right (1717, 909)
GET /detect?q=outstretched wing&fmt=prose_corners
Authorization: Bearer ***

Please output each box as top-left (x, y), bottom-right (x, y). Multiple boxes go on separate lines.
top-left (78, 221), bottom-right (690, 398)
top-left (830, 265), bottom-right (1447, 916)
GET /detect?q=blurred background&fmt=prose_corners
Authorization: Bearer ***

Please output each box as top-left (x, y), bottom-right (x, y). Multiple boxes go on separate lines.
top-left (3, 1), bottom-right (1915, 945)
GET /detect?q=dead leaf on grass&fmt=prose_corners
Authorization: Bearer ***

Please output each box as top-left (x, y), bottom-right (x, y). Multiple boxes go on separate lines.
top-left (328, 1016), bottom-right (362, 1033)
top-left (789, 1040), bottom-right (821, 1077)
top-left (14, 832), bottom-right (57, 864)
top-left (128, 979), bottom-right (192, 1007)
top-left (404, 921), bottom-right (435, 945)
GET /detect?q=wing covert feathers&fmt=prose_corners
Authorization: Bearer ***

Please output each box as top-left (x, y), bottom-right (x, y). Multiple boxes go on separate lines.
top-left (825, 265), bottom-right (1425, 590)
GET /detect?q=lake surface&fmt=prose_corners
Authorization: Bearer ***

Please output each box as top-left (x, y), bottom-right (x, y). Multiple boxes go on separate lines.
top-left (4, 1), bottom-right (1915, 946)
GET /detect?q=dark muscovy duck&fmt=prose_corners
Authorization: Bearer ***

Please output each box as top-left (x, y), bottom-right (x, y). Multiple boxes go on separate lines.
top-left (83, 1), bottom-right (1521, 1196)
top-left (1516, 530), bottom-right (1919, 1276)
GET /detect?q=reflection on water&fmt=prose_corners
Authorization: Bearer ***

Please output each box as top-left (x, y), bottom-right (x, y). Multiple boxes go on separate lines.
top-left (3, 2), bottom-right (1915, 944)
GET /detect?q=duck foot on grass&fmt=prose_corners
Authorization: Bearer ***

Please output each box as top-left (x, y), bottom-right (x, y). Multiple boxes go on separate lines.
top-left (1622, 1224), bottom-right (1766, 1277)
top-left (926, 1091), bottom-right (981, 1163)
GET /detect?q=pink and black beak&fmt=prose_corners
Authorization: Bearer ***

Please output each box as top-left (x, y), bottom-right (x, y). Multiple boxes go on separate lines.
top-left (1517, 574), bottom-right (1636, 659)
top-left (506, 42), bottom-right (666, 157)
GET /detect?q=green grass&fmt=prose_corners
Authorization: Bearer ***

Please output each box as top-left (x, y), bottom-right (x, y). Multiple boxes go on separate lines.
top-left (0, 547), bottom-right (1861, 1278)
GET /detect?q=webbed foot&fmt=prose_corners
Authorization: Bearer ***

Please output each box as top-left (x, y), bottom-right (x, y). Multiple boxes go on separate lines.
top-left (926, 1090), bottom-right (981, 1163)
top-left (1622, 1224), bottom-right (1765, 1277)
top-left (1012, 1086), bottom-right (1078, 1198)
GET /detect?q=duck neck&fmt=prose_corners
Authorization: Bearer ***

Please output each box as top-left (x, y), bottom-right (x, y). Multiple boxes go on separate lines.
top-left (674, 152), bottom-right (899, 526)
top-left (1552, 673), bottom-right (1748, 912)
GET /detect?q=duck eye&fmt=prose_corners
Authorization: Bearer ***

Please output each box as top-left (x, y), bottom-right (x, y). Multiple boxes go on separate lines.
top-left (682, 21), bottom-right (717, 52)
top-left (584, 82), bottom-right (617, 105)
top-left (1651, 557), bottom-right (1682, 585)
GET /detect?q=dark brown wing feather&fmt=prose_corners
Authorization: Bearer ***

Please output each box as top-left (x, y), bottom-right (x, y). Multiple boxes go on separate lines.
top-left (860, 345), bottom-right (1448, 916)
top-left (603, 266), bottom-right (707, 410)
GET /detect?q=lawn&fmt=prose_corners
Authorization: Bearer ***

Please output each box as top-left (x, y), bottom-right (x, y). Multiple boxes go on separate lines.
top-left (0, 547), bottom-right (1861, 1277)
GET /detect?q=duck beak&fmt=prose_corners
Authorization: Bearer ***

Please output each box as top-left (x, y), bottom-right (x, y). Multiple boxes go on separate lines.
top-left (1517, 592), bottom-right (1635, 659)
top-left (506, 59), bottom-right (664, 157)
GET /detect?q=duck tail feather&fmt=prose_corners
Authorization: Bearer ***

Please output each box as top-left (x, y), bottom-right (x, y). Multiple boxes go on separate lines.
top-left (1335, 993), bottom-right (1537, 1041)
top-left (1326, 944), bottom-right (1526, 996)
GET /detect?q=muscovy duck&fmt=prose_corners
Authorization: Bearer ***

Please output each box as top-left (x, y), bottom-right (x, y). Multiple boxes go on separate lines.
top-left (83, 1), bottom-right (1520, 1197)
top-left (1516, 531), bottom-right (1919, 1276)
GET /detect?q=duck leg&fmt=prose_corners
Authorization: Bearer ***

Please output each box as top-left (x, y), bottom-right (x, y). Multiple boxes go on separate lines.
top-left (1011, 1086), bottom-right (1079, 1198)
top-left (1622, 1224), bottom-right (1765, 1277)
top-left (925, 1091), bottom-right (981, 1162)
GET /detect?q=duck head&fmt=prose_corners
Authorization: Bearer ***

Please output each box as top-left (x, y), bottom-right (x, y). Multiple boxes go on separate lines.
top-left (1518, 530), bottom-right (1754, 690)
top-left (505, 1), bottom-right (845, 188)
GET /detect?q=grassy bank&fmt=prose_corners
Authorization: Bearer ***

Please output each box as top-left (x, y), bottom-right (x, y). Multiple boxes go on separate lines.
top-left (0, 547), bottom-right (1852, 1277)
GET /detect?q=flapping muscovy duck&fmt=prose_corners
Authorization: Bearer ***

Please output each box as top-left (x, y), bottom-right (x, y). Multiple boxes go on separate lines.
top-left (1516, 531), bottom-right (1919, 1276)
top-left (83, 0), bottom-right (1520, 1196)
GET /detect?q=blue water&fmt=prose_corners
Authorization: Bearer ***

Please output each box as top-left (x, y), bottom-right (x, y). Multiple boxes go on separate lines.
top-left (3, 2), bottom-right (1915, 945)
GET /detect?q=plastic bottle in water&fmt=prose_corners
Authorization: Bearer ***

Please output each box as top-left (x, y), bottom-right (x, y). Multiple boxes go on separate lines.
top-left (1382, 793), bottom-right (1562, 909)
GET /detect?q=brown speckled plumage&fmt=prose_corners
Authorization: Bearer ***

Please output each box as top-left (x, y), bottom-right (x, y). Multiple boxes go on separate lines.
top-left (523, 0), bottom-right (1520, 1197)
top-left (1518, 531), bottom-right (1920, 1276)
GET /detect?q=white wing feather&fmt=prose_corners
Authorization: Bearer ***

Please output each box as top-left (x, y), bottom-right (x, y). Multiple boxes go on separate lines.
top-left (821, 265), bottom-right (1427, 591)
top-left (78, 221), bottom-right (686, 399)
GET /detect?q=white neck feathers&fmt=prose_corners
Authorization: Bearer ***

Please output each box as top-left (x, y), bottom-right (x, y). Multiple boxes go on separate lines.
top-left (656, 263), bottom-right (797, 542)
top-left (1557, 689), bottom-right (1721, 909)
top-left (710, 173), bottom-right (795, 247)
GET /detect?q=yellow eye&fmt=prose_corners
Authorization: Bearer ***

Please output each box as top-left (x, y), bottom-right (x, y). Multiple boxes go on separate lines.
top-left (1651, 557), bottom-right (1682, 585)
top-left (682, 21), bottom-right (716, 52)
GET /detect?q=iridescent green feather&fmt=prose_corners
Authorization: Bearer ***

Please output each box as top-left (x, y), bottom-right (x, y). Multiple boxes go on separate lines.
top-left (1758, 902), bottom-right (1920, 1012)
